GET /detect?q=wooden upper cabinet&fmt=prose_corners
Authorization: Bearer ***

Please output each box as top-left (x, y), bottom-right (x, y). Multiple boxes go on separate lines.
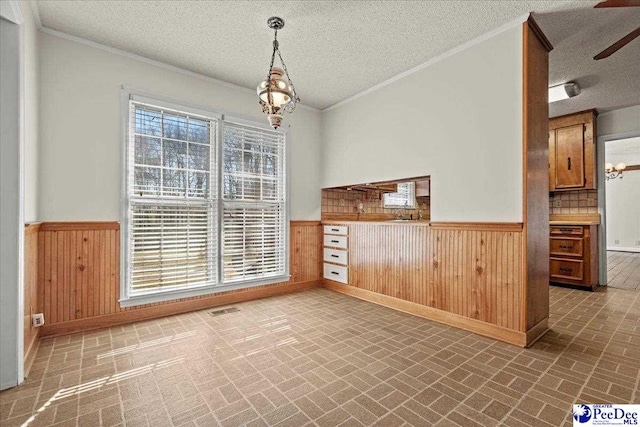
top-left (554, 124), bottom-right (585, 188)
top-left (415, 179), bottom-right (430, 197)
top-left (549, 110), bottom-right (597, 192)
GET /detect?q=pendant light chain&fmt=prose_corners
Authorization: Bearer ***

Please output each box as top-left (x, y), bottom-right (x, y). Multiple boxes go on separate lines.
top-left (277, 48), bottom-right (300, 110)
top-left (266, 30), bottom-right (278, 108)
top-left (265, 27), bottom-right (299, 110)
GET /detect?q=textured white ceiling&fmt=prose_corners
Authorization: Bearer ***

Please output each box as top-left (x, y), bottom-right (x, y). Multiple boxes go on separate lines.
top-left (535, 6), bottom-right (640, 117)
top-left (35, 0), bottom-right (594, 110)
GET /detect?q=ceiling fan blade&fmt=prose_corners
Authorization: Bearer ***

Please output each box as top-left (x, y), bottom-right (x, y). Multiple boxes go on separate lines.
top-left (594, 0), bottom-right (640, 7)
top-left (594, 27), bottom-right (640, 59)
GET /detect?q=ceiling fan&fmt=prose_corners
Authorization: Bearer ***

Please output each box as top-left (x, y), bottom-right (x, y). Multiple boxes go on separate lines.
top-left (592, 0), bottom-right (640, 60)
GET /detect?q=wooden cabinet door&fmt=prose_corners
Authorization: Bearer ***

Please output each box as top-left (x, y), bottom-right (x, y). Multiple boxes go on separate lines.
top-left (554, 124), bottom-right (585, 189)
top-left (415, 179), bottom-right (430, 197)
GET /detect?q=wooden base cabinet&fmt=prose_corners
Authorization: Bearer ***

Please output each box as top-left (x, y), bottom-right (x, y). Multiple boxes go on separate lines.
top-left (550, 224), bottom-right (598, 290)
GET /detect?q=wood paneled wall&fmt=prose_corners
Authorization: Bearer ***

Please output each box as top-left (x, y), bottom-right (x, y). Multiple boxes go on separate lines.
top-left (32, 221), bottom-right (322, 336)
top-left (24, 224), bottom-right (40, 373)
top-left (347, 223), bottom-right (523, 332)
top-left (38, 222), bottom-right (120, 324)
top-left (290, 222), bottom-right (323, 283)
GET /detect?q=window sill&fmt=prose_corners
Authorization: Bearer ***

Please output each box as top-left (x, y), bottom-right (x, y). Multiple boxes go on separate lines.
top-left (119, 274), bottom-right (291, 308)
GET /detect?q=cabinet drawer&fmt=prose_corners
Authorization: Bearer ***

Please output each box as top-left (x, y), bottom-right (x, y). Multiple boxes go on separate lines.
top-left (550, 258), bottom-right (584, 281)
top-left (550, 238), bottom-right (583, 257)
top-left (323, 225), bottom-right (348, 236)
top-left (324, 248), bottom-right (348, 265)
top-left (324, 234), bottom-right (348, 249)
top-left (550, 226), bottom-right (584, 236)
top-left (323, 263), bottom-right (348, 284)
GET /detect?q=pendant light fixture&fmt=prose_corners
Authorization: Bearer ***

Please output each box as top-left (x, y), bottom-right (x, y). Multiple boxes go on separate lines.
top-left (257, 17), bottom-right (300, 129)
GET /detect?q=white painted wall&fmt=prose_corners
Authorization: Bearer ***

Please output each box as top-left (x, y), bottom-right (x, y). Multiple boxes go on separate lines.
top-left (0, 15), bottom-right (23, 391)
top-left (321, 25), bottom-right (523, 222)
top-left (605, 137), bottom-right (640, 252)
top-left (21, 0), bottom-right (39, 223)
top-left (598, 104), bottom-right (640, 137)
top-left (38, 32), bottom-right (322, 221)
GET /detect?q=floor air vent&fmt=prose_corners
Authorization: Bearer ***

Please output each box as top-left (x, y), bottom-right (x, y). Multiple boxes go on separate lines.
top-left (209, 307), bottom-right (240, 317)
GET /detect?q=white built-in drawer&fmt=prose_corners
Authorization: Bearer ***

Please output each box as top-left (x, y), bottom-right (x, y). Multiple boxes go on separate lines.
top-left (324, 248), bottom-right (348, 265)
top-left (323, 234), bottom-right (348, 249)
top-left (324, 225), bottom-right (348, 236)
top-left (323, 263), bottom-right (348, 284)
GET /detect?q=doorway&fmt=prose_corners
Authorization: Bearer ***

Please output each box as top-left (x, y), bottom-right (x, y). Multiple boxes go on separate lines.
top-left (603, 136), bottom-right (640, 290)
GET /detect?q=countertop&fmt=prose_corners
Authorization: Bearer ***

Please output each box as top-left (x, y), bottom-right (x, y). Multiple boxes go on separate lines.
top-left (322, 220), bottom-right (431, 226)
top-left (549, 214), bottom-right (600, 226)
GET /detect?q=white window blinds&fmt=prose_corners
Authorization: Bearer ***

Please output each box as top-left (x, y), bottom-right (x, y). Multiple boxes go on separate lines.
top-left (123, 97), bottom-right (289, 306)
top-left (222, 122), bottom-right (287, 283)
top-left (383, 182), bottom-right (416, 208)
top-left (126, 101), bottom-right (219, 297)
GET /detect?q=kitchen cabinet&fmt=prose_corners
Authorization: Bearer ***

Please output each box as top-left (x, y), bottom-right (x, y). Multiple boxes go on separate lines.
top-left (415, 179), bottom-right (430, 197)
top-left (323, 224), bottom-right (349, 284)
top-left (549, 224), bottom-right (598, 290)
top-left (549, 109), bottom-right (597, 192)
top-left (346, 182), bottom-right (397, 193)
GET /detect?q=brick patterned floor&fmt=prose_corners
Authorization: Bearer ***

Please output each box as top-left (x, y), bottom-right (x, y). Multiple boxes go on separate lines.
top-left (608, 251), bottom-right (640, 290)
top-left (1, 286), bottom-right (639, 427)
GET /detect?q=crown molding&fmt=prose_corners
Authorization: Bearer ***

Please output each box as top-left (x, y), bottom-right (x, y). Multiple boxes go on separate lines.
top-left (35, 10), bottom-right (529, 114)
top-left (29, 0), bottom-right (42, 29)
top-left (1, 0), bottom-right (24, 24)
top-left (322, 13), bottom-right (530, 112)
top-left (37, 26), bottom-right (321, 113)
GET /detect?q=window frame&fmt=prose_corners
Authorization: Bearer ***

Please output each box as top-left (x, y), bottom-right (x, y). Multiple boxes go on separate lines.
top-left (383, 182), bottom-right (416, 208)
top-left (120, 89), bottom-right (290, 307)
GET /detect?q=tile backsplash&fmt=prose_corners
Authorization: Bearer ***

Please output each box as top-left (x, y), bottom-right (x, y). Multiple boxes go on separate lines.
top-left (322, 188), bottom-right (430, 218)
top-left (549, 189), bottom-right (598, 215)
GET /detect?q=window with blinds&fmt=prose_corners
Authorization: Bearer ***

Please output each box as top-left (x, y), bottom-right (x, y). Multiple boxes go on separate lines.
top-left (222, 123), bottom-right (286, 283)
top-left (123, 96), bottom-right (288, 306)
top-left (383, 182), bottom-right (416, 208)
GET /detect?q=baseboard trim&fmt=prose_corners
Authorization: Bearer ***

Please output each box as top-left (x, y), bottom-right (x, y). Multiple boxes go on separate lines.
top-left (322, 280), bottom-right (529, 347)
top-left (525, 317), bottom-right (549, 348)
top-left (607, 247), bottom-right (640, 253)
top-left (40, 279), bottom-right (320, 337)
top-left (24, 330), bottom-right (40, 377)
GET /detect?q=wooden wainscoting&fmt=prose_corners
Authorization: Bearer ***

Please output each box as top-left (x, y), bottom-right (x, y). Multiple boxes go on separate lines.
top-left (24, 223), bottom-right (41, 374)
top-left (346, 223), bottom-right (523, 329)
top-left (324, 222), bottom-right (532, 346)
top-left (429, 224), bottom-right (524, 331)
top-left (38, 222), bottom-right (120, 324)
top-left (34, 221), bottom-right (322, 336)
